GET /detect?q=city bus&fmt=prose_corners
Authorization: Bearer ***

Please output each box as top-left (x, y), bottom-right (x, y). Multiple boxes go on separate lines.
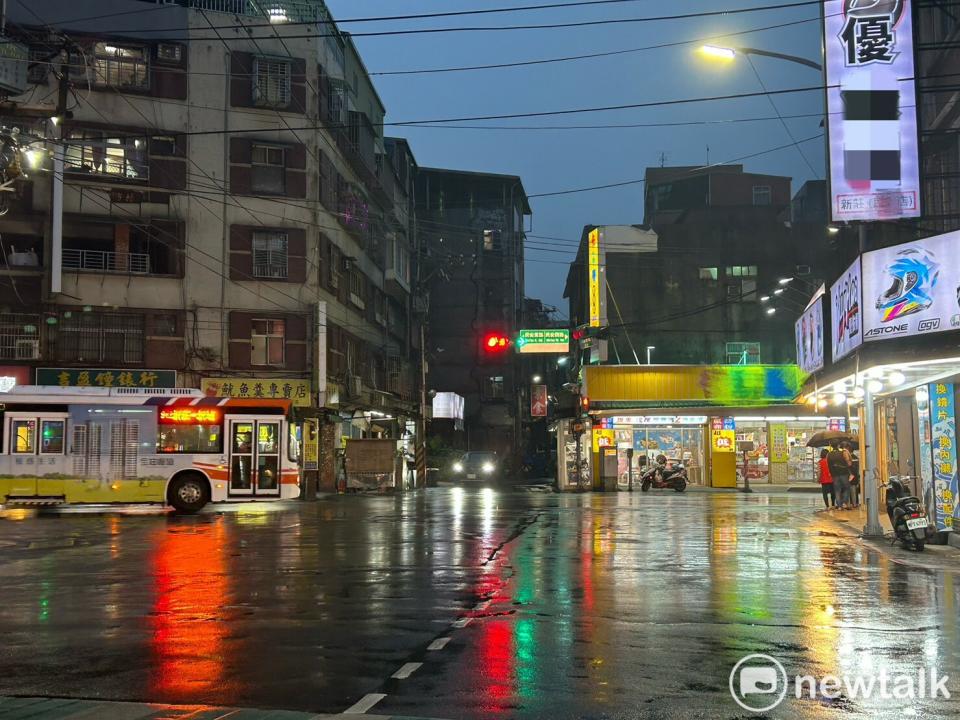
top-left (0, 386), bottom-right (301, 512)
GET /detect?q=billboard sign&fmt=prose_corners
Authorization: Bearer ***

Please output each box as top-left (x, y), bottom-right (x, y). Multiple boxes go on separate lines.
top-left (862, 230), bottom-right (960, 342)
top-left (37, 368), bottom-right (177, 388)
top-left (928, 382), bottom-right (957, 532)
top-left (830, 256), bottom-right (863, 362)
top-left (588, 228), bottom-right (601, 327)
top-left (795, 296), bottom-right (825, 374)
top-left (824, 0), bottom-right (921, 221)
top-left (516, 328), bottom-right (570, 354)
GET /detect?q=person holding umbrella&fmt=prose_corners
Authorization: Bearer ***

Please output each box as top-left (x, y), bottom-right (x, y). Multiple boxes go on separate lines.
top-left (827, 443), bottom-right (854, 509)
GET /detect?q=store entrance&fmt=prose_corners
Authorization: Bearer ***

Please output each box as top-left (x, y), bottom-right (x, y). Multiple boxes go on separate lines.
top-left (612, 424), bottom-right (705, 487)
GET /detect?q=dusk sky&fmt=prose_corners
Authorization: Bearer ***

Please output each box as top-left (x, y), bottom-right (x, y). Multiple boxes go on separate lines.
top-left (327, 0), bottom-right (827, 316)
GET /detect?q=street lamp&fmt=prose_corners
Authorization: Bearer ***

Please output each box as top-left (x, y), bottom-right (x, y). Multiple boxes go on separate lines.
top-left (646, 346), bottom-right (655, 365)
top-left (532, 374), bottom-right (543, 383)
top-left (698, 44), bottom-right (822, 72)
top-left (766, 307), bottom-right (777, 315)
top-left (778, 277), bottom-right (793, 285)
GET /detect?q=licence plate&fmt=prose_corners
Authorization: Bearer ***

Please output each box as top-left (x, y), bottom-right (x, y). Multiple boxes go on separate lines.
top-left (467, 474), bottom-right (477, 480)
top-left (906, 517), bottom-right (928, 530)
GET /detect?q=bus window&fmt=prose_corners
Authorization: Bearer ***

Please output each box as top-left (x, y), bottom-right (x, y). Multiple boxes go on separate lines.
top-left (12, 419), bottom-right (36, 454)
top-left (158, 424), bottom-right (223, 453)
top-left (40, 420), bottom-right (65, 454)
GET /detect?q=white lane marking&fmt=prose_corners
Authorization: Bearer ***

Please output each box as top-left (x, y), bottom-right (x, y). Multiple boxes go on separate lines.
top-left (343, 693), bottom-right (387, 714)
top-left (474, 600), bottom-right (491, 611)
top-left (391, 662), bottom-right (423, 679)
top-left (428, 637), bottom-right (452, 651)
top-left (451, 616), bottom-right (473, 628)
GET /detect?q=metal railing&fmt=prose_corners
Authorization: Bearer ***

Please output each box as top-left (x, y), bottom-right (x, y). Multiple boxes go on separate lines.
top-left (62, 249), bottom-right (150, 275)
top-left (185, 0), bottom-right (327, 22)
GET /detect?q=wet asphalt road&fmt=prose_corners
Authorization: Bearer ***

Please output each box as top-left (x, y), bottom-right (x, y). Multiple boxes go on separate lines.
top-left (1, 487), bottom-right (959, 719)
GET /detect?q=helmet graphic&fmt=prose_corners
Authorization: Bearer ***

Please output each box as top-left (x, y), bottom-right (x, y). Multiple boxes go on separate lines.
top-left (845, 0), bottom-right (904, 23)
top-left (875, 247), bottom-right (939, 322)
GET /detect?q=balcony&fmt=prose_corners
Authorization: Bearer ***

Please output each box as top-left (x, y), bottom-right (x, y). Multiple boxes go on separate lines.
top-left (182, 1), bottom-right (327, 23)
top-left (63, 249), bottom-right (150, 275)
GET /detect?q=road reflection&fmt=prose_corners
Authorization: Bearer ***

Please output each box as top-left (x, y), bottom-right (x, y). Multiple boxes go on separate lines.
top-left (149, 518), bottom-right (231, 702)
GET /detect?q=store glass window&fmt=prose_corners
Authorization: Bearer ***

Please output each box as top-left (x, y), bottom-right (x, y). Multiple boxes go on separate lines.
top-left (40, 420), bottom-right (65, 454)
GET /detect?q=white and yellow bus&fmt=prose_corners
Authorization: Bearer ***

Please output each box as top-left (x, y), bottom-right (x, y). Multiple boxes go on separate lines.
top-left (0, 386), bottom-right (301, 512)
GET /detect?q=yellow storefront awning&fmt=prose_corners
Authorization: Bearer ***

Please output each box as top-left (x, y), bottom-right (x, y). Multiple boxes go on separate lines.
top-left (584, 365), bottom-right (803, 408)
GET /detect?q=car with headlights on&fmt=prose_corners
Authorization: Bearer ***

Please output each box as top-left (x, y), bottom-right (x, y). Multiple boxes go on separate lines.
top-left (450, 451), bottom-right (501, 483)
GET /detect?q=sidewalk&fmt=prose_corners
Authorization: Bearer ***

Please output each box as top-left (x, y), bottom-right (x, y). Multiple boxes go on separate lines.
top-left (0, 697), bottom-right (446, 720)
top-left (813, 503), bottom-right (960, 572)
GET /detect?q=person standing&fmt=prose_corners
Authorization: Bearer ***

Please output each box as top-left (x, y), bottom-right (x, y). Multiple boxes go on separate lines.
top-left (844, 442), bottom-right (861, 507)
top-left (818, 448), bottom-right (835, 509)
top-left (828, 443), bottom-right (853, 509)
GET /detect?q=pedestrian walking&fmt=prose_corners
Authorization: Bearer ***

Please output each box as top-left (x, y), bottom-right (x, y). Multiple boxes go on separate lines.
top-left (818, 448), bottom-right (835, 508)
top-left (828, 444), bottom-right (853, 509)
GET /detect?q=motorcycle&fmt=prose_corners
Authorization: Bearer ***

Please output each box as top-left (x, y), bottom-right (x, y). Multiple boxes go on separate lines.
top-left (640, 455), bottom-right (688, 493)
top-left (885, 477), bottom-right (928, 551)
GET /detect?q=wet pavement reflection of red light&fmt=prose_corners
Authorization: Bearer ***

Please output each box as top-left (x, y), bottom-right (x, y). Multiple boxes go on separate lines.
top-left (150, 519), bottom-right (230, 701)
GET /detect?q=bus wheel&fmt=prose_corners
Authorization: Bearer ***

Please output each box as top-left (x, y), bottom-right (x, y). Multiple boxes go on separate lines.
top-left (168, 473), bottom-right (210, 514)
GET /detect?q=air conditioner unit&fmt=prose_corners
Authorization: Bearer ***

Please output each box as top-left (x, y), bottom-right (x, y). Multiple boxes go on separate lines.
top-left (796, 264), bottom-right (812, 276)
top-left (15, 339), bottom-right (39, 360)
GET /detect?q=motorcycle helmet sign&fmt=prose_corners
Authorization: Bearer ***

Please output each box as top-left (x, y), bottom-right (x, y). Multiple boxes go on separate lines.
top-left (862, 229), bottom-right (960, 341)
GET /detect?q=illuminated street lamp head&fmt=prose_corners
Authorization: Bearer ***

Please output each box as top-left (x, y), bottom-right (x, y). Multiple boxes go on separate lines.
top-left (532, 375), bottom-right (543, 383)
top-left (700, 45), bottom-right (736, 61)
top-left (557, 357), bottom-right (569, 366)
top-left (760, 295), bottom-right (770, 303)
top-left (774, 288), bottom-right (784, 295)
top-left (778, 277), bottom-right (793, 285)
top-left (766, 307), bottom-right (776, 315)
top-left (827, 226), bottom-right (840, 234)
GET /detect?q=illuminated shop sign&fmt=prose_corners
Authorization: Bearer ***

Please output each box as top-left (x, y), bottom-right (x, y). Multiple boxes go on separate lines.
top-left (830, 256), bottom-right (863, 362)
top-left (824, 0), bottom-right (921, 221)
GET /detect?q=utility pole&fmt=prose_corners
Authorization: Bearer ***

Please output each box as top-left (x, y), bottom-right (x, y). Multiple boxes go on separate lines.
top-left (857, 222), bottom-right (884, 537)
top-left (50, 53), bottom-right (69, 296)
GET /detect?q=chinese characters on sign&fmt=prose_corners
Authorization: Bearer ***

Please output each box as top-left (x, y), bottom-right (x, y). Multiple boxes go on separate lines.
top-left (928, 383), bottom-right (957, 532)
top-left (769, 423), bottom-right (789, 463)
top-left (516, 329), bottom-right (571, 354)
top-left (36, 368), bottom-right (177, 388)
top-left (824, 0), bottom-right (920, 221)
top-left (588, 228), bottom-right (601, 328)
top-left (201, 377), bottom-right (312, 407)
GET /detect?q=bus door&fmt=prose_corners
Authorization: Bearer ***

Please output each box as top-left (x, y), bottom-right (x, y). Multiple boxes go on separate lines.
top-left (227, 417), bottom-right (282, 497)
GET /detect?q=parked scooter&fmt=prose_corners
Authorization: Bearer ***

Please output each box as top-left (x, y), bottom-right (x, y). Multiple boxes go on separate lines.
top-left (885, 477), bottom-right (928, 551)
top-left (640, 454), bottom-right (688, 493)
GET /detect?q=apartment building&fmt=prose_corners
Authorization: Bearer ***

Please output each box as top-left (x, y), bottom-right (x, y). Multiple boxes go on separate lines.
top-left (0, 0), bottom-right (422, 491)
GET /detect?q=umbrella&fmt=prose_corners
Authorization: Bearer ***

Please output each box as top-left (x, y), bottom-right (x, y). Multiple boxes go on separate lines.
top-left (807, 430), bottom-right (859, 448)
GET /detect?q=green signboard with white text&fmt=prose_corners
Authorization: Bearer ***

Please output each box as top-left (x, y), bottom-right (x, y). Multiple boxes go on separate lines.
top-left (516, 329), bottom-right (570, 354)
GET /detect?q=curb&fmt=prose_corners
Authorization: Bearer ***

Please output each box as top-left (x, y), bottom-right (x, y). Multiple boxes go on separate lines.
top-left (808, 508), bottom-right (960, 573)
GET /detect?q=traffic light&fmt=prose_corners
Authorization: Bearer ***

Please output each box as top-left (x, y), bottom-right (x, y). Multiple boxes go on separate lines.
top-left (483, 333), bottom-right (510, 353)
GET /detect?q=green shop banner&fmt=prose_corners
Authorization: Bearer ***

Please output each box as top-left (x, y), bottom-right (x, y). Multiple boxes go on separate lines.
top-left (36, 368), bottom-right (177, 388)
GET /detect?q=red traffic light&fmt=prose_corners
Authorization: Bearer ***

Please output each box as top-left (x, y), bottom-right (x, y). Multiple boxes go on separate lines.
top-left (483, 334), bottom-right (510, 352)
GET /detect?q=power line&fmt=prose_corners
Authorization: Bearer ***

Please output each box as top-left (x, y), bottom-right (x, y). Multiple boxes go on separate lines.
top-left (527, 132), bottom-right (823, 197)
top-left (91, 0), bottom-right (688, 33)
top-left (66, 1), bottom-right (825, 43)
top-left (369, 14), bottom-right (824, 76)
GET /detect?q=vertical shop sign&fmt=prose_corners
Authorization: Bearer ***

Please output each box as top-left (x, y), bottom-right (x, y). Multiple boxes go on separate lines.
top-left (824, 0), bottom-right (921, 220)
top-left (928, 382), bottom-right (958, 532)
top-left (769, 423), bottom-right (789, 463)
top-left (588, 228), bottom-right (601, 327)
